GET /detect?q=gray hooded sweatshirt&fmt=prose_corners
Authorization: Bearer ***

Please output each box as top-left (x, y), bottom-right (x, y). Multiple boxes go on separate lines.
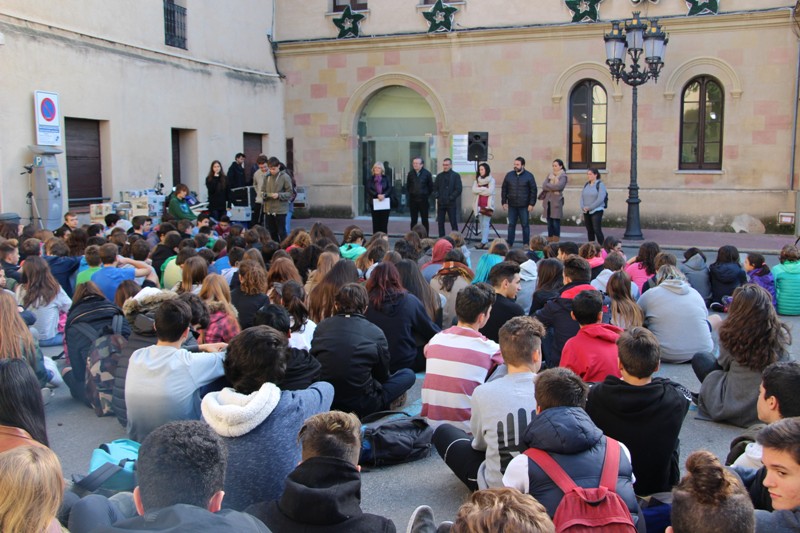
top-left (637, 279), bottom-right (713, 363)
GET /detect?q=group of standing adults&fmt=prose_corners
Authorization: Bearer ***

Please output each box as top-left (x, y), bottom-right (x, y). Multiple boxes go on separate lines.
top-left (367, 156), bottom-right (609, 245)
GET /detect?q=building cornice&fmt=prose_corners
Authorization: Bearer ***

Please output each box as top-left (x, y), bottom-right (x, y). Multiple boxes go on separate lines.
top-left (275, 8), bottom-right (794, 57)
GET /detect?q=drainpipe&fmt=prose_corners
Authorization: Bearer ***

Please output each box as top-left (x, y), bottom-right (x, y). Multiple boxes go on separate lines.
top-left (793, 7), bottom-right (800, 236)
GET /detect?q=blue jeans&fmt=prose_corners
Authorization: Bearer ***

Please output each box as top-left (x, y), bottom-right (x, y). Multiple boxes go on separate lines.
top-left (507, 206), bottom-right (530, 248)
top-left (40, 333), bottom-right (63, 347)
top-left (480, 213), bottom-right (491, 244)
top-left (547, 217), bottom-right (561, 238)
top-left (380, 369), bottom-right (416, 407)
top-left (285, 201), bottom-right (294, 234)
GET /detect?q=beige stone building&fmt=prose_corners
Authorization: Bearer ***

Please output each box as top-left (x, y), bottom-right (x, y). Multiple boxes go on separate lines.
top-left (275, 0), bottom-right (800, 230)
top-left (0, 1), bottom-right (283, 219)
top-left (2, 1), bottom-right (798, 231)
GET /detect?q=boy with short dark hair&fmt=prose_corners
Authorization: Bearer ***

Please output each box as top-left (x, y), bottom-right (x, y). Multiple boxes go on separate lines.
top-left (74, 421), bottom-right (269, 532)
top-left (754, 417), bottom-right (800, 529)
top-left (422, 283), bottom-right (502, 432)
top-left (168, 184), bottom-right (197, 221)
top-left (125, 299), bottom-right (227, 442)
top-left (503, 367), bottom-right (641, 526)
top-left (479, 261), bottom-right (524, 343)
top-left (91, 243), bottom-right (157, 301)
top-left (560, 290), bottom-right (622, 383)
top-left (246, 411), bottom-right (396, 532)
top-left (586, 327), bottom-right (691, 495)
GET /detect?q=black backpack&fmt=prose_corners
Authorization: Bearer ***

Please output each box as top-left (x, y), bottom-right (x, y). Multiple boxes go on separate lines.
top-left (359, 411), bottom-right (433, 467)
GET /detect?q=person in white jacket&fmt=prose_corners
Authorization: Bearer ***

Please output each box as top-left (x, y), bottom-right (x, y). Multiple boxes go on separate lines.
top-left (472, 163), bottom-right (496, 249)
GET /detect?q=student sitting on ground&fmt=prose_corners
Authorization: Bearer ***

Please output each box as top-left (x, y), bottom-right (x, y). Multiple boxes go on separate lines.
top-left (502, 367), bottom-right (641, 529)
top-left (754, 417), bottom-right (800, 530)
top-left (586, 327), bottom-right (691, 496)
top-left (201, 326), bottom-right (333, 511)
top-left (246, 411), bottom-right (396, 532)
top-left (668, 451), bottom-right (754, 533)
top-left (0, 445), bottom-right (65, 533)
top-left (560, 290), bottom-right (622, 383)
top-left (745, 252), bottom-right (776, 306)
top-left (678, 247), bottom-right (712, 307)
top-left (311, 283), bottom-right (414, 418)
top-left (772, 244), bottom-right (800, 316)
top-left (728, 361), bottom-right (800, 470)
top-left (125, 299), bottom-right (227, 442)
top-left (695, 284), bottom-right (790, 428)
top-left (591, 250), bottom-right (640, 299)
top-left (451, 488), bottom-right (554, 533)
top-left (432, 316), bottom-right (544, 491)
top-left (92, 243), bottom-right (157, 302)
top-left (479, 261), bottom-right (524, 343)
top-left (71, 421), bottom-right (269, 532)
top-left (709, 245), bottom-right (747, 309)
top-left (534, 255), bottom-right (599, 368)
top-left (252, 304), bottom-right (321, 391)
top-left (421, 283), bottom-right (502, 433)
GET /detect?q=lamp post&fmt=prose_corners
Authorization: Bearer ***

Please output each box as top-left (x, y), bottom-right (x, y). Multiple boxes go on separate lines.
top-left (604, 12), bottom-right (668, 240)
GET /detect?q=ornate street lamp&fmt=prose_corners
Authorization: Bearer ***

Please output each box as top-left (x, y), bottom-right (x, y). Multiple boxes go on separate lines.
top-left (604, 12), bottom-right (668, 240)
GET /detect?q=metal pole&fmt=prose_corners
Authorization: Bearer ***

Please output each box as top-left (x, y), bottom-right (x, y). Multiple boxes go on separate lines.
top-left (624, 84), bottom-right (644, 240)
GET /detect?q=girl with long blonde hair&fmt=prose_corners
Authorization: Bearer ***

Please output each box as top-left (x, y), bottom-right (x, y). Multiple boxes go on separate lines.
top-left (0, 445), bottom-right (64, 533)
top-left (0, 293), bottom-right (47, 387)
top-left (606, 271), bottom-right (644, 330)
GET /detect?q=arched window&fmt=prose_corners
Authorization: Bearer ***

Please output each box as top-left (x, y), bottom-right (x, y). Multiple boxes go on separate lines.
top-left (680, 76), bottom-right (724, 170)
top-left (569, 80), bottom-right (607, 170)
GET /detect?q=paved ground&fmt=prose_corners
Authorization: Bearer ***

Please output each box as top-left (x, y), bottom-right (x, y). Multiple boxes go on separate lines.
top-left (42, 220), bottom-right (799, 528)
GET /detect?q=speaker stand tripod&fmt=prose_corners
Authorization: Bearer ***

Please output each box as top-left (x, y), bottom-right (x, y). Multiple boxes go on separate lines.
top-left (462, 210), bottom-right (500, 244)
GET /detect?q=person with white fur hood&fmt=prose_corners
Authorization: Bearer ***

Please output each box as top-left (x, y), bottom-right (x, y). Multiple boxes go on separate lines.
top-left (201, 326), bottom-right (333, 512)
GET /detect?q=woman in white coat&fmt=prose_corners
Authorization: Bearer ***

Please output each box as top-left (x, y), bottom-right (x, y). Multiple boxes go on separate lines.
top-left (471, 162), bottom-right (496, 249)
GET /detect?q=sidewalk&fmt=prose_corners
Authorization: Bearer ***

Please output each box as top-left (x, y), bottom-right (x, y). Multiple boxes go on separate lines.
top-left (295, 215), bottom-right (795, 254)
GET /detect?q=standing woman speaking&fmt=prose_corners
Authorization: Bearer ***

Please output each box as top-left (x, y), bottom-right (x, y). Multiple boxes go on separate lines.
top-left (367, 162), bottom-right (393, 234)
top-left (540, 159), bottom-right (568, 243)
top-left (205, 160), bottom-right (228, 221)
top-left (580, 168), bottom-right (607, 244)
top-left (471, 162), bottom-right (495, 249)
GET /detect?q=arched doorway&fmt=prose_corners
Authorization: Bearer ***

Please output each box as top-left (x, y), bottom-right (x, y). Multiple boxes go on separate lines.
top-left (357, 86), bottom-right (437, 216)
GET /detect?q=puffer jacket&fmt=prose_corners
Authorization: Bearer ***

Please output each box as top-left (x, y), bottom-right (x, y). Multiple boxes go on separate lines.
top-left (709, 261), bottom-right (747, 304)
top-left (501, 169), bottom-right (537, 208)
top-left (679, 254), bottom-right (712, 304)
top-left (517, 407), bottom-right (640, 526)
top-left (63, 294), bottom-right (131, 405)
top-left (114, 289), bottom-right (178, 427)
top-left (773, 260), bottom-right (800, 316)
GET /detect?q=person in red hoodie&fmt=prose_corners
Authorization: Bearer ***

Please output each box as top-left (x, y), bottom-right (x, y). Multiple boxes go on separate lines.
top-left (560, 290), bottom-right (622, 383)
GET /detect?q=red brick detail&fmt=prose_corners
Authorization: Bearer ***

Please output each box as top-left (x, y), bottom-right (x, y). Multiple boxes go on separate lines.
top-left (311, 84), bottom-right (328, 99)
top-left (384, 51), bottom-right (401, 65)
top-left (357, 66), bottom-right (376, 82)
top-left (294, 114), bottom-right (311, 126)
top-left (328, 55), bottom-right (347, 68)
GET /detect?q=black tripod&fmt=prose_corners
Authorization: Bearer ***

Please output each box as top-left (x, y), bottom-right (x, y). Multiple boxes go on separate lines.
top-left (462, 210), bottom-right (500, 243)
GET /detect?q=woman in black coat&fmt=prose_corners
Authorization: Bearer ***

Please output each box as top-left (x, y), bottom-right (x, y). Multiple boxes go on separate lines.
top-left (205, 160), bottom-right (228, 221)
top-left (366, 162), bottom-right (393, 234)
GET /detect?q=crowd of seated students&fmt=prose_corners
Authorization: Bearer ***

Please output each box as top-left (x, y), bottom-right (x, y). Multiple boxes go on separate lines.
top-left (3, 207), bottom-right (800, 532)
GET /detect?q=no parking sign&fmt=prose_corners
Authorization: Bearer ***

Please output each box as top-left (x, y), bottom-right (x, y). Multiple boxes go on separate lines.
top-left (34, 91), bottom-right (61, 146)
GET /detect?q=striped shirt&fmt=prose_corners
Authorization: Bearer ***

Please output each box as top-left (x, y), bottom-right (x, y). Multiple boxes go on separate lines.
top-left (421, 326), bottom-right (503, 433)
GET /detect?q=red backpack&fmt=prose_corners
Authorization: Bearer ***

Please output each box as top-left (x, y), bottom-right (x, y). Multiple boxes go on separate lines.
top-left (524, 438), bottom-right (636, 533)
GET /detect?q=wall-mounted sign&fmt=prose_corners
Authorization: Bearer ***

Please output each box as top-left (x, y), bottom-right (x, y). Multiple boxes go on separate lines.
top-left (34, 91), bottom-right (61, 146)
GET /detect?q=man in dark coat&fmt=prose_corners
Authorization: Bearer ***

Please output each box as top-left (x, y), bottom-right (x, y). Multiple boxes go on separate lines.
top-left (247, 411), bottom-right (396, 532)
top-left (433, 158), bottom-right (462, 237)
top-left (407, 157), bottom-right (434, 236)
top-left (227, 153), bottom-right (247, 190)
top-left (501, 156), bottom-right (537, 248)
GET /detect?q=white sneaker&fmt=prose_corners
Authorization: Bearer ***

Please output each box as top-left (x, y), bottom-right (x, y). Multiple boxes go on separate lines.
top-left (43, 357), bottom-right (63, 388)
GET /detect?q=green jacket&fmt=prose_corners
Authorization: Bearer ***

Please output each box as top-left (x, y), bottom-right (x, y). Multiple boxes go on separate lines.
top-left (773, 260), bottom-right (800, 316)
top-left (168, 195), bottom-right (197, 221)
top-left (259, 170), bottom-right (294, 215)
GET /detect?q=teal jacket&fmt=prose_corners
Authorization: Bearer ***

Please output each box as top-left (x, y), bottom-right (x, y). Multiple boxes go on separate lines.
top-left (773, 260), bottom-right (800, 316)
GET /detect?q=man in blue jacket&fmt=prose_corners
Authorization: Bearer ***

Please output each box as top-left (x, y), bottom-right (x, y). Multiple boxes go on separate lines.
top-left (501, 157), bottom-right (538, 248)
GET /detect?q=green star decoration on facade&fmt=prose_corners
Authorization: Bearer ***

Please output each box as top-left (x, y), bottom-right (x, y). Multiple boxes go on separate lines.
top-left (686, 0), bottom-right (720, 16)
top-left (565, 0), bottom-right (603, 23)
top-left (423, 0), bottom-right (459, 33)
top-left (333, 6), bottom-right (365, 39)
